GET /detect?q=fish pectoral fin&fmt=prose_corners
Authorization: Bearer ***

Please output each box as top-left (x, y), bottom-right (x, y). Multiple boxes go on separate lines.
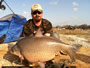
top-left (67, 44), bottom-right (82, 63)
top-left (60, 51), bottom-right (67, 55)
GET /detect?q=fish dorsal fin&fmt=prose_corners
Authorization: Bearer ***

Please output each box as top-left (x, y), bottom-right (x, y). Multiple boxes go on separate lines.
top-left (35, 28), bottom-right (43, 37)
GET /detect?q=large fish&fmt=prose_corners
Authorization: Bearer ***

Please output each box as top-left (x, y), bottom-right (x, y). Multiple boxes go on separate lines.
top-left (10, 29), bottom-right (82, 68)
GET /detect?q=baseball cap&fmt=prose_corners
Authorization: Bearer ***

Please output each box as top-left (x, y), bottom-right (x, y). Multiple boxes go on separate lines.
top-left (31, 4), bottom-right (43, 13)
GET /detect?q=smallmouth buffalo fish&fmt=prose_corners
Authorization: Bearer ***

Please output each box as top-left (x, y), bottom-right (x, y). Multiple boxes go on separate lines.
top-left (9, 29), bottom-right (82, 68)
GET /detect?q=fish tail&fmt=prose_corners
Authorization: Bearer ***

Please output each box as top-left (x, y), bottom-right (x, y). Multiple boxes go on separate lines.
top-left (72, 44), bottom-right (82, 51)
top-left (67, 44), bottom-right (82, 62)
top-left (67, 48), bottom-right (76, 62)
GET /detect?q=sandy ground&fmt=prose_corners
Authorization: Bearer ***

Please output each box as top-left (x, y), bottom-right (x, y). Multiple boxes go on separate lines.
top-left (0, 34), bottom-right (90, 68)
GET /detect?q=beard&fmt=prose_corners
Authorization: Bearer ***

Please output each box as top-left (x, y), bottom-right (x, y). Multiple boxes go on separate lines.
top-left (35, 16), bottom-right (42, 22)
top-left (35, 19), bottom-right (41, 22)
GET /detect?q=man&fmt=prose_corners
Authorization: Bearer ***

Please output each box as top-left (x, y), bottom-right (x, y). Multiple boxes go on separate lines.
top-left (23, 4), bottom-right (53, 37)
top-left (22, 3), bottom-right (65, 65)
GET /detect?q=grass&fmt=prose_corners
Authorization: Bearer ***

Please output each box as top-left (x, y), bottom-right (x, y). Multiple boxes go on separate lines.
top-left (53, 28), bottom-right (90, 43)
top-left (53, 28), bottom-right (90, 35)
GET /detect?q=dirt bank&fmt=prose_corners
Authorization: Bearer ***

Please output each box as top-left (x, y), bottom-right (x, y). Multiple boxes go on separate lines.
top-left (0, 34), bottom-right (90, 68)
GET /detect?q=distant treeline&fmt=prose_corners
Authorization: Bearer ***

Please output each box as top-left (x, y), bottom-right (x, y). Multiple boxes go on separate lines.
top-left (56, 24), bottom-right (90, 30)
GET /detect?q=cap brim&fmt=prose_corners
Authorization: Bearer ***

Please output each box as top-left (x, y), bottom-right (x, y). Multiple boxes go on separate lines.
top-left (32, 9), bottom-right (42, 13)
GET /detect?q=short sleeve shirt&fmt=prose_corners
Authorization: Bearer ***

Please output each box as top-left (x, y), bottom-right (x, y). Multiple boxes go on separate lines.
top-left (23, 19), bottom-right (53, 36)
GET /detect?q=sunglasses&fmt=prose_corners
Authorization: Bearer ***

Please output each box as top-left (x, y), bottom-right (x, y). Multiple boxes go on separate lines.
top-left (32, 11), bottom-right (42, 15)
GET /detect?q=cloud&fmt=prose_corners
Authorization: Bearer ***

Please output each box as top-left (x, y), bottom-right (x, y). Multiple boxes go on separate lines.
top-left (23, 11), bottom-right (30, 19)
top-left (72, 1), bottom-right (79, 7)
top-left (72, 1), bottom-right (79, 12)
top-left (73, 8), bottom-right (78, 12)
top-left (49, 0), bottom-right (59, 5)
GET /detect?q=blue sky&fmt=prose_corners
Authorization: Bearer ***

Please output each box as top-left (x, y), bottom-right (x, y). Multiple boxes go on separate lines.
top-left (0, 0), bottom-right (89, 26)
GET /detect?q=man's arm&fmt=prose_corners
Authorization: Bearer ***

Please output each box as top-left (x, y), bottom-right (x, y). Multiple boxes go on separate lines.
top-left (23, 20), bottom-right (34, 37)
top-left (43, 20), bottom-right (53, 36)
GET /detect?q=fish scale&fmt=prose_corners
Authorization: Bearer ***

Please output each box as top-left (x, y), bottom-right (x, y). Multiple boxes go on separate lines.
top-left (17, 37), bottom-right (58, 62)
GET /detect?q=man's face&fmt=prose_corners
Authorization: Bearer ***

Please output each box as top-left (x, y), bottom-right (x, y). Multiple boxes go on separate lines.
top-left (32, 10), bottom-right (43, 22)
